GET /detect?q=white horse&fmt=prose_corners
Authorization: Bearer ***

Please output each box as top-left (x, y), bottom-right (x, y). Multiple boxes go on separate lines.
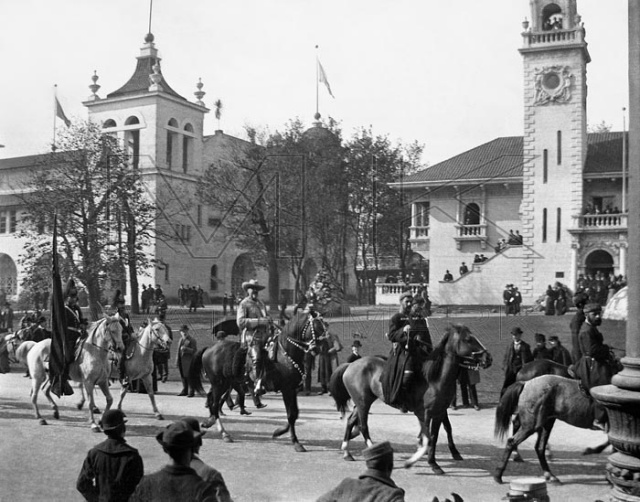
top-left (5, 333), bottom-right (35, 366)
top-left (26, 314), bottom-right (124, 431)
top-left (116, 319), bottom-right (171, 420)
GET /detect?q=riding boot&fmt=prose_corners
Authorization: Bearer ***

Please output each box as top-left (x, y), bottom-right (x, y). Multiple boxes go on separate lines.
top-left (253, 393), bottom-right (267, 409)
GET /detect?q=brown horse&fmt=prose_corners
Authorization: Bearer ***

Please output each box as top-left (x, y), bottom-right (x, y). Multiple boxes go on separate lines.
top-left (330, 324), bottom-right (492, 474)
top-left (494, 374), bottom-right (607, 484)
top-left (188, 311), bottom-right (327, 452)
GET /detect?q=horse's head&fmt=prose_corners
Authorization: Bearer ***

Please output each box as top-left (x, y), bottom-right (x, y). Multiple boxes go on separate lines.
top-left (446, 324), bottom-right (492, 370)
top-left (147, 319), bottom-right (172, 351)
top-left (4, 334), bottom-right (21, 364)
top-left (281, 310), bottom-right (328, 355)
top-left (104, 313), bottom-right (125, 352)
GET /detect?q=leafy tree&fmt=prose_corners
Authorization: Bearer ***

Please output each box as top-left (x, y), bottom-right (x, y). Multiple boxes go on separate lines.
top-left (17, 120), bottom-right (164, 316)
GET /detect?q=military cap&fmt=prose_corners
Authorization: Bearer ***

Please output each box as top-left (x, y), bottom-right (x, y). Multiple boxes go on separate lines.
top-left (363, 441), bottom-right (394, 462)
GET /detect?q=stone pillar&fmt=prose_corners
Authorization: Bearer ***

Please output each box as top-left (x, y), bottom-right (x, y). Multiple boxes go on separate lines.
top-left (591, 3), bottom-right (640, 500)
top-left (620, 244), bottom-right (627, 278)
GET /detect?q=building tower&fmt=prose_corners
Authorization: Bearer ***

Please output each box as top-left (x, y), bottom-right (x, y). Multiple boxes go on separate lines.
top-left (519, 0), bottom-right (589, 297)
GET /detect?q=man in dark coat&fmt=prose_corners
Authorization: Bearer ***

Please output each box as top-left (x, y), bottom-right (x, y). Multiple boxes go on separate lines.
top-left (570, 291), bottom-right (588, 362)
top-left (500, 327), bottom-right (533, 396)
top-left (346, 340), bottom-right (362, 363)
top-left (503, 285), bottom-right (514, 315)
top-left (573, 303), bottom-right (615, 430)
top-left (130, 421), bottom-right (216, 502)
top-left (30, 316), bottom-right (51, 343)
top-left (77, 409), bottom-right (144, 502)
top-left (316, 441), bottom-right (405, 502)
top-left (548, 335), bottom-right (572, 366)
top-left (176, 325), bottom-right (197, 397)
top-left (382, 291), bottom-right (432, 410)
top-left (532, 333), bottom-right (553, 360)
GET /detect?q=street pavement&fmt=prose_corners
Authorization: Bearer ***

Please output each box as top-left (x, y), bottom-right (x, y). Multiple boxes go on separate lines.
top-left (0, 367), bottom-right (613, 501)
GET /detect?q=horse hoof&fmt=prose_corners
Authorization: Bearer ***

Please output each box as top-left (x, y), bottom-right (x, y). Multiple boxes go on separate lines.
top-left (155, 414), bottom-right (164, 421)
top-left (430, 465), bottom-right (445, 475)
top-left (545, 473), bottom-right (561, 484)
top-left (53, 410), bottom-right (59, 420)
top-left (452, 453), bottom-right (464, 461)
top-left (343, 452), bottom-right (355, 462)
top-left (222, 435), bottom-right (234, 443)
top-left (92, 407), bottom-right (101, 414)
top-left (583, 448), bottom-right (595, 455)
top-left (38, 419), bottom-right (47, 426)
top-left (76, 403), bottom-right (83, 410)
top-left (512, 453), bottom-right (524, 463)
top-left (493, 475), bottom-right (504, 485)
top-left (294, 443), bottom-right (306, 453)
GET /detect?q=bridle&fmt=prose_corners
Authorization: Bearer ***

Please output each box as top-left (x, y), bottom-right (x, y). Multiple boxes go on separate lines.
top-left (278, 312), bottom-right (326, 380)
top-left (456, 333), bottom-right (491, 370)
top-left (134, 322), bottom-right (169, 351)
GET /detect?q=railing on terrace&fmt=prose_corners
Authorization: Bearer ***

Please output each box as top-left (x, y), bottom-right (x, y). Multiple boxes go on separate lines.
top-left (578, 213), bottom-right (628, 229)
top-left (410, 226), bottom-right (429, 239)
top-left (455, 224), bottom-right (487, 238)
top-left (375, 283), bottom-right (426, 305)
top-left (522, 28), bottom-right (584, 47)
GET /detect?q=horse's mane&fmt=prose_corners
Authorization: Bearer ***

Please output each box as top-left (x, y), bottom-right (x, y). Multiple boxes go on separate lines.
top-left (424, 325), bottom-right (467, 381)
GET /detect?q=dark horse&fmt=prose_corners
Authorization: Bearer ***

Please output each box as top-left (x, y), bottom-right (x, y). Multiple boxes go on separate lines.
top-left (494, 374), bottom-right (609, 484)
top-left (330, 324), bottom-right (492, 474)
top-left (188, 311), bottom-right (326, 452)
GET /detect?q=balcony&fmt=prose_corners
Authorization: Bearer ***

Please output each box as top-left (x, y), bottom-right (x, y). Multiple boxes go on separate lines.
top-left (454, 224), bottom-right (488, 249)
top-left (570, 213), bottom-right (628, 234)
top-left (409, 226), bottom-right (430, 253)
top-left (522, 28), bottom-right (585, 48)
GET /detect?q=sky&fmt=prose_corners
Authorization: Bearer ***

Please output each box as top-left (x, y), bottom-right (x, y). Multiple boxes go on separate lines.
top-left (0, 0), bottom-right (629, 166)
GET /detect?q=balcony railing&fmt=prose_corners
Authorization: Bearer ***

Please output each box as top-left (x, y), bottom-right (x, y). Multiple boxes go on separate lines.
top-left (522, 28), bottom-right (585, 48)
top-left (577, 213), bottom-right (628, 230)
top-left (453, 223), bottom-right (488, 249)
top-left (410, 226), bottom-right (429, 240)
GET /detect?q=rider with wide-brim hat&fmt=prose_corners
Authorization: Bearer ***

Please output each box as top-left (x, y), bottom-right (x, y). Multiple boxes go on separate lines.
top-left (237, 279), bottom-right (271, 405)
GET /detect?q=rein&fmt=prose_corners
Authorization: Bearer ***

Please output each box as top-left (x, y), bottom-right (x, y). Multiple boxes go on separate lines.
top-left (132, 323), bottom-right (167, 351)
top-left (277, 313), bottom-right (323, 380)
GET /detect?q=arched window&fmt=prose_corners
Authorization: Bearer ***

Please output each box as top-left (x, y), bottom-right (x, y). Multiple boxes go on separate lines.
top-left (124, 116), bottom-right (140, 169)
top-left (463, 203), bottom-right (481, 225)
top-left (166, 118), bottom-right (178, 169)
top-left (103, 119), bottom-right (117, 128)
top-left (542, 3), bottom-right (563, 31)
top-left (210, 264), bottom-right (218, 291)
top-left (182, 123), bottom-right (194, 173)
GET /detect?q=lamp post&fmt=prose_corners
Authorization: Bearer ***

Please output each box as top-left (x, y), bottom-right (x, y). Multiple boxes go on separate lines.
top-left (591, 3), bottom-right (640, 500)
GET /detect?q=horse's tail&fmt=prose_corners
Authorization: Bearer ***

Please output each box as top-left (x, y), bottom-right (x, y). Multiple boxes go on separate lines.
top-left (188, 347), bottom-right (207, 395)
top-left (329, 363), bottom-right (351, 416)
top-left (494, 381), bottom-right (525, 441)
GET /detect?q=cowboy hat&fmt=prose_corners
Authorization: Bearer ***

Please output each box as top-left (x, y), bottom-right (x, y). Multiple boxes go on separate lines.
top-left (242, 279), bottom-right (265, 291)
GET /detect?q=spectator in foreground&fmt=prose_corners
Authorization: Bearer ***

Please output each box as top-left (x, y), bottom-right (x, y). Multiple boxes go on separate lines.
top-left (316, 441), bottom-right (405, 502)
top-left (76, 409), bottom-right (144, 502)
top-left (500, 327), bottom-right (533, 397)
top-left (549, 335), bottom-right (572, 366)
top-left (181, 417), bottom-right (234, 502)
top-left (130, 421), bottom-right (217, 502)
top-left (347, 340), bottom-right (362, 363)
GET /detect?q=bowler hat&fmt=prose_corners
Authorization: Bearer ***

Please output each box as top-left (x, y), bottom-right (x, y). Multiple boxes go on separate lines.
top-left (155, 421), bottom-right (204, 450)
top-left (363, 441), bottom-right (394, 462)
top-left (511, 327), bottom-right (523, 335)
top-left (352, 340), bottom-right (362, 348)
top-left (100, 409), bottom-right (127, 431)
top-left (180, 417), bottom-right (205, 447)
top-left (242, 279), bottom-right (265, 291)
top-left (584, 303), bottom-right (602, 314)
top-left (180, 325), bottom-right (189, 331)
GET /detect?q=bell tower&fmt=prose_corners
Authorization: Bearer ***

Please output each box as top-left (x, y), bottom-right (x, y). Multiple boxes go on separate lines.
top-left (519, 0), bottom-right (590, 298)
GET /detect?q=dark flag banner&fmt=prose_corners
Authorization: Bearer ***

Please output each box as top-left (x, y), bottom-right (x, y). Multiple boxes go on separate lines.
top-left (49, 215), bottom-right (68, 398)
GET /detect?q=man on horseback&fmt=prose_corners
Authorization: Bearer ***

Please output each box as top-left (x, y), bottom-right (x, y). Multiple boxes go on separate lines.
top-left (237, 279), bottom-right (273, 399)
top-left (572, 303), bottom-right (616, 431)
top-left (112, 290), bottom-right (134, 388)
top-left (383, 291), bottom-right (433, 410)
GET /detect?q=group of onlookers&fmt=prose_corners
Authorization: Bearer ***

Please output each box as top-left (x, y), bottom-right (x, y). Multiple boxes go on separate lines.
top-left (543, 282), bottom-right (569, 315)
top-left (502, 284), bottom-right (523, 315)
top-left (178, 285), bottom-right (206, 313)
top-left (140, 284), bottom-right (167, 317)
top-left (575, 272), bottom-right (626, 307)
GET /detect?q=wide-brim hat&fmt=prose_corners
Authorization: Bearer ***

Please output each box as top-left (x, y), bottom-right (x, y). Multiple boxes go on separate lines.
top-left (100, 409), bottom-right (127, 431)
top-left (363, 441), bottom-right (393, 461)
top-left (242, 279), bottom-right (265, 291)
top-left (511, 327), bottom-right (523, 335)
top-left (156, 421), bottom-right (204, 450)
top-left (584, 303), bottom-right (602, 314)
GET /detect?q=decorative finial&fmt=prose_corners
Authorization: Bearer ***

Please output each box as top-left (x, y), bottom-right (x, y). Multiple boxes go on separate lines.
top-left (522, 17), bottom-right (529, 31)
top-left (145, 32), bottom-right (155, 43)
top-left (149, 61), bottom-right (163, 91)
top-left (88, 70), bottom-right (101, 100)
top-left (314, 112), bottom-right (321, 121)
top-left (194, 78), bottom-right (206, 106)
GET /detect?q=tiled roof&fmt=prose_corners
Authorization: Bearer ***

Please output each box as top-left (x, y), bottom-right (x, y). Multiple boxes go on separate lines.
top-left (403, 132), bottom-right (625, 184)
top-left (107, 55), bottom-right (186, 101)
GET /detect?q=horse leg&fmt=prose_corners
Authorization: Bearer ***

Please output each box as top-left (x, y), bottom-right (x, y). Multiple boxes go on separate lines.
top-left (76, 382), bottom-right (86, 411)
top-left (535, 419), bottom-right (560, 484)
top-left (583, 439), bottom-right (610, 455)
top-left (493, 422), bottom-right (537, 484)
top-left (511, 415), bottom-right (524, 463)
top-left (273, 386), bottom-right (305, 453)
top-left (405, 413), bottom-right (430, 469)
top-left (425, 418), bottom-right (447, 474)
top-left (83, 381), bottom-right (101, 432)
top-left (442, 412), bottom-right (463, 461)
top-left (116, 381), bottom-right (129, 411)
top-left (203, 383), bottom-right (232, 443)
top-left (42, 380), bottom-right (60, 420)
top-left (341, 407), bottom-right (360, 461)
top-left (140, 374), bottom-right (164, 420)
top-left (31, 373), bottom-right (47, 425)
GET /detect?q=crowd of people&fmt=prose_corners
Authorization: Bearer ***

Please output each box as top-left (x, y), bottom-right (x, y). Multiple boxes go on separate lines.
top-left (502, 284), bottom-right (523, 315)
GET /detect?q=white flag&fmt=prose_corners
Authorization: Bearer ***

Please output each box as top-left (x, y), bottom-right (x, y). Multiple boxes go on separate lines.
top-left (318, 60), bottom-right (334, 98)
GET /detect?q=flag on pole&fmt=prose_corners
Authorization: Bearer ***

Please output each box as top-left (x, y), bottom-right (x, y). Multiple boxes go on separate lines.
top-left (49, 215), bottom-right (69, 398)
top-left (318, 60), bottom-right (334, 98)
top-left (55, 97), bottom-right (71, 127)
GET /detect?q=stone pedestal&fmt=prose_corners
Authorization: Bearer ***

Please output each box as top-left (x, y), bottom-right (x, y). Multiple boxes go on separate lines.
top-left (592, 384), bottom-right (640, 501)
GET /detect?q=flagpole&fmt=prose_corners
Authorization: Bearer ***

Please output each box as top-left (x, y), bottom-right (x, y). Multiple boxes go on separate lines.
top-left (623, 106), bottom-right (628, 213)
top-left (52, 84), bottom-right (58, 152)
top-left (315, 45), bottom-right (319, 119)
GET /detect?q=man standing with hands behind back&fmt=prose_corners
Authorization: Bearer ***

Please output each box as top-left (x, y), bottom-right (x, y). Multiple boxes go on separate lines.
top-left (176, 325), bottom-right (197, 397)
